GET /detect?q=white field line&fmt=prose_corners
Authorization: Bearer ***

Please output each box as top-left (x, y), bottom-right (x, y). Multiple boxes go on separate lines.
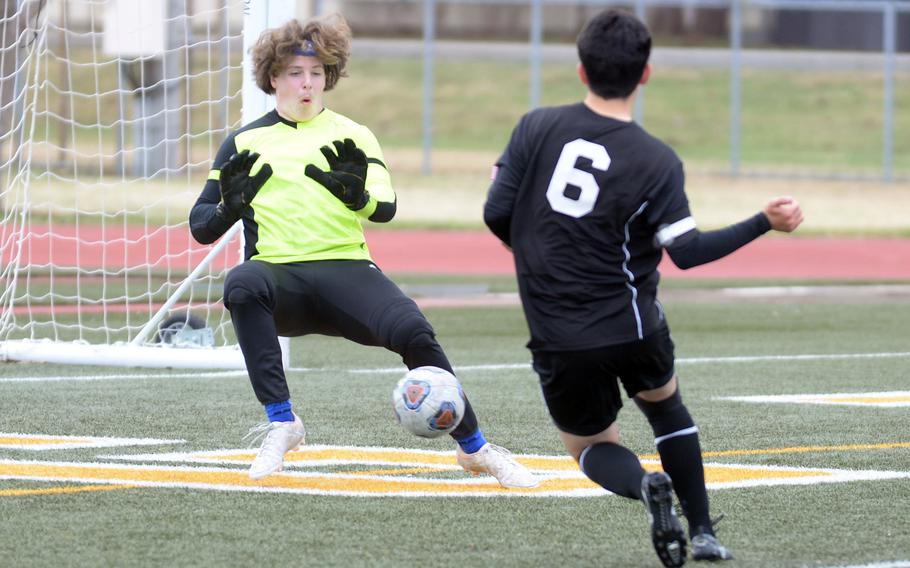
top-left (0, 370), bottom-right (247, 383)
top-left (817, 562), bottom-right (910, 568)
top-left (335, 351), bottom-right (910, 375)
top-left (2, 456), bottom-right (908, 498)
top-left (2, 351), bottom-right (908, 383)
top-left (677, 352), bottom-right (910, 365)
top-left (0, 433), bottom-right (184, 451)
top-left (101, 444), bottom-right (588, 471)
top-left (718, 391), bottom-right (910, 408)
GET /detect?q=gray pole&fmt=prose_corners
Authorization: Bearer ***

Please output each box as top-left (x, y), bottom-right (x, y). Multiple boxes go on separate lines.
top-left (529, 0), bottom-right (542, 110)
top-left (634, 0), bottom-right (646, 123)
top-left (165, 0), bottom-right (185, 177)
top-left (422, 0), bottom-right (435, 175)
top-left (132, 0), bottom-right (184, 179)
top-left (220, 0), bottom-right (230, 141)
top-left (882, 1), bottom-right (895, 182)
top-left (729, 0), bottom-right (742, 176)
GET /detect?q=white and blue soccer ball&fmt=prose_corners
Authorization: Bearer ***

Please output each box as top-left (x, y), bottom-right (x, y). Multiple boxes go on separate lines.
top-left (392, 366), bottom-right (466, 438)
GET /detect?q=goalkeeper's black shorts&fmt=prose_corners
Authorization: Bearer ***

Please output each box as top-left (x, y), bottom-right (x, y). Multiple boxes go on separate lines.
top-left (225, 258), bottom-right (440, 351)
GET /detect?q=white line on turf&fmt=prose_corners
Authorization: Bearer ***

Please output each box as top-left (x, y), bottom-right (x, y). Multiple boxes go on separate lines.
top-left (717, 391), bottom-right (910, 407)
top-left (340, 351), bottom-right (910, 375)
top-left (0, 371), bottom-right (247, 383)
top-left (2, 455), bottom-right (908, 498)
top-left (0, 433), bottom-right (184, 450)
top-left (2, 351), bottom-right (908, 382)
top-left (678, 352), bottom-right (910, 364)
top-left (817, 562), bottom-right (910, 568)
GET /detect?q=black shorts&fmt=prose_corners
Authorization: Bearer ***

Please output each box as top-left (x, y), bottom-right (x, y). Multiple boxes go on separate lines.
top-left (531, 326), bottom-right (676, 436)
top-left (245, 259), bottom-right (427, 346)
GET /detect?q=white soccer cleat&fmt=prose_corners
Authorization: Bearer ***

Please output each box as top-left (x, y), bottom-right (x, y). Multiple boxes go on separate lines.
top-left (456, 443), bottom-right (539, 489)
top-left (245, 413), bottom-right (306, 480)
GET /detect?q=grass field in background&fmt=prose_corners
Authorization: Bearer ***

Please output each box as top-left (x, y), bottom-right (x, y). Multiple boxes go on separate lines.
top-left (20, 51), bottom-right (909, 235)
top-left (1, 290), bottom-right (908, 567)
top-left (43, 50), bottom-right (909, 177)
top-left (327, 58), bottom-right (910, 175)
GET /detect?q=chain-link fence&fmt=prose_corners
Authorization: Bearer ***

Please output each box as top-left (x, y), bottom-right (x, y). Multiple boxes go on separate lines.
top-left (328, 0), bottom-right (909, 181)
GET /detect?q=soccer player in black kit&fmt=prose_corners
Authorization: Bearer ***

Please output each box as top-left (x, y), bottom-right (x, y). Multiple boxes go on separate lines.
top-left (484, 9), bottom-right (803, 567)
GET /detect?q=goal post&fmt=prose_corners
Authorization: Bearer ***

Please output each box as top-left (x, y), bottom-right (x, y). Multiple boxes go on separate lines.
top-left (0, 0), bottom-right (296, 369)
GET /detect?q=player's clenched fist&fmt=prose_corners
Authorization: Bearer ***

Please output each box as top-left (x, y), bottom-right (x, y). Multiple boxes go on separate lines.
top-left (763, 196), bottom-right (804, 233)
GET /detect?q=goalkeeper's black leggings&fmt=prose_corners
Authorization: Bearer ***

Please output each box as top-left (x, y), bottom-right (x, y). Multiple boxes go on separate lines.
top-left (223, 259), bottom-right (479, 439)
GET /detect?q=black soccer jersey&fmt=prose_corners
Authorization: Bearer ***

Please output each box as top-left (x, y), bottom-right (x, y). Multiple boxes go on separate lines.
top-left (484, 103), bottom-right (697, 350)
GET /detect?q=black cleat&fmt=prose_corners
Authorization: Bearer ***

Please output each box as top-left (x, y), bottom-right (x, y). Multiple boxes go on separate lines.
top-left (641, 472), bottom-right (688, 567)
top-left (691, 531), bottom-right (733, 562)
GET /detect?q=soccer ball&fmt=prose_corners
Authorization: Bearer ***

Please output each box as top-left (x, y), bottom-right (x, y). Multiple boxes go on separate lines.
top-left (392, 366), bottom-right (466, 438)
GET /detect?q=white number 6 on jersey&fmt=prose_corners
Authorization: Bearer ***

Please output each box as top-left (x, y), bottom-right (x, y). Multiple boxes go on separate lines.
top-left (545, 139), bottom-right (611, 218)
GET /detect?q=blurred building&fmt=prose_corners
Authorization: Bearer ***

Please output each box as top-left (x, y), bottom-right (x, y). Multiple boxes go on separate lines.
top-left (33, 0), bottom-right (910, 52)
top-left (335, 0), bottom-right (910, 52)
top-left (772, 9), bottom-right (909, 51)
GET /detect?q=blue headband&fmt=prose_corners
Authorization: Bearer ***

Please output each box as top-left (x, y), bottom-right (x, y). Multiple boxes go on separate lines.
top-left (293, 40), bottom-right (317, 56)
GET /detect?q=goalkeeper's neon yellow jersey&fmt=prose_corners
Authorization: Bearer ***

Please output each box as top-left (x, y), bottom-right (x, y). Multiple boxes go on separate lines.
top-left (205, 109), bottom-right (395, 263)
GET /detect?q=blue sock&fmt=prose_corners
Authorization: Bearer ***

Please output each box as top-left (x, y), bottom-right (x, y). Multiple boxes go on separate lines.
top-left (264, 400), bottom-right (294, 423)
top-left (455, 429), bottom-right (487, 454)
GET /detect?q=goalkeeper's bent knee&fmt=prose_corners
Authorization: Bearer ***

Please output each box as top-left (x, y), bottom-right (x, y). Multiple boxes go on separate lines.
top-left (386, 311), bottom-right (452, 373)
top-left (223, 264), bottom-right (275, 310)
top-left (389, 314), bottom-right (437, 353)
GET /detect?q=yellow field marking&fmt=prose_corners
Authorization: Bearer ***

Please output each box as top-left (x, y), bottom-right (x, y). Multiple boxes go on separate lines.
top-left (0, 456), bottom-right (856, 498)
top-left (211, 447), bottom-right (458, 466)
top-left (640, 441), bottom-right (910, 461)
top-left (356, 467), bottom-right (443, 476)
top-left (113, 451), bottom-right (834, 486)
top-left (0, 459), bottom-right (833, 496)
top-left (705, 465), bottom-right (823, 483)
top-left (201, 441), bottom-right (910, 472)
top-left (0, 460), bottom-right (565, 495)
top-left (829, 395), bottom-right (910, 404)
top-left (0, 436), bottom-right (93, 446)
top-left (130, 441), bottom-right (910, 481)
top-left (0, 484), bottom-right (140, 497)
top-left (203, 446), bottom-right (579, 471)
top-left (6, 439), bottom-right (905, 498)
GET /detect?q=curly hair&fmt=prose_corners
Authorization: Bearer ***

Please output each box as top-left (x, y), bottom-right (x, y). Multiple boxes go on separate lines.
top-left (250, 13), bottom-right (351, 94)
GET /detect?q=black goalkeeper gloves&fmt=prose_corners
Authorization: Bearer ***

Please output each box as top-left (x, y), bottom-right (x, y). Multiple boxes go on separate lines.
top-left (216, 149), bottom-right (272, 222)
top-left (304, 138), bottom-right (371, 211)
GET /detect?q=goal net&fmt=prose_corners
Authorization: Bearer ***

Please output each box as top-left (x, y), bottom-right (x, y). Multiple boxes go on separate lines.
top-left (0, 0), bottom-right (281, 369)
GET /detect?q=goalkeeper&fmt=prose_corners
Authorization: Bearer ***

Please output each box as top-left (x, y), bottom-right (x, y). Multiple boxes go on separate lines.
top-left (189, 14), bottom-right (535, 488)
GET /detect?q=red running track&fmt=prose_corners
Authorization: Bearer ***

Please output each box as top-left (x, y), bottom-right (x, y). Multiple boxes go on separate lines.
top-left (3, 226), bottom-right (908, 280)
top-left (366, 230), bottom-right (910, 281)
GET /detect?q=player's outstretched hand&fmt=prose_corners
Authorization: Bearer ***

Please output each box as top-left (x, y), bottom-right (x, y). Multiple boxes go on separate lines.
top-left (305, 138), bottom-right (370, 211)
top-left (218, 150), bottom-right (272, 221)
top-left (763, 196), bottom-right (804, 233)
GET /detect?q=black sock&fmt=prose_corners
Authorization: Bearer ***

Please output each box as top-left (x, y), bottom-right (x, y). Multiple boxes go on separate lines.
top-left (636, 390), bottom-right (712, 535)
top-left (579, 442), bottom-right (646, 500)
top-left (654, 430), bottom-right (711, 535)
top-left (450, 395), bottom-right (479, 440)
